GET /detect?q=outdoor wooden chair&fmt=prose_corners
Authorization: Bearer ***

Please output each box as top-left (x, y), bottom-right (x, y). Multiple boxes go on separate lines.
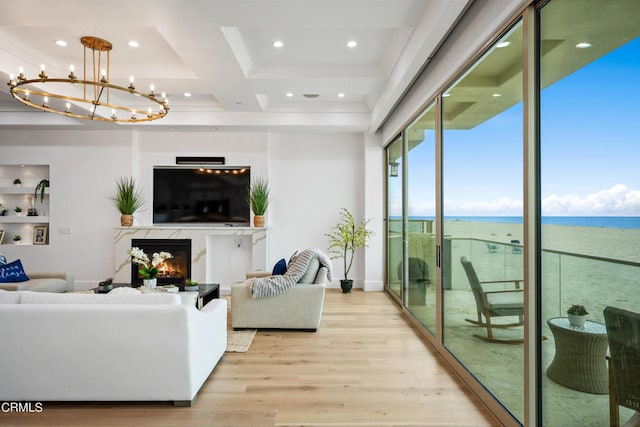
top-left (460, 256), bottom-right (524, 344)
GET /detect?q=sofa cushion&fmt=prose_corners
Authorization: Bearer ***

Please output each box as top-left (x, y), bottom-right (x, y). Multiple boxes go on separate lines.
top-left (0, 259), bottom-right (29, 283)
top-left (272, 258), bottom-right (287, 275)
top-left (298, 257), bottom-right (320, 284)
top-left (0, 289), bottom-right (25, 304)
top-left (20, 292), bottom-right (181, 305)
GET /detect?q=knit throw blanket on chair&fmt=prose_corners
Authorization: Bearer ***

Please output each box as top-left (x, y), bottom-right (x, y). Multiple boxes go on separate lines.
top-left (249, 248), bottom-right (333, 299)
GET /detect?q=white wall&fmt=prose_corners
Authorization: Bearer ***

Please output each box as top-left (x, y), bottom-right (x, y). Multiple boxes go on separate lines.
top-left (268, 132), bottom-right (370, 288)
top-left (0, 129), bottom-right (383, 291)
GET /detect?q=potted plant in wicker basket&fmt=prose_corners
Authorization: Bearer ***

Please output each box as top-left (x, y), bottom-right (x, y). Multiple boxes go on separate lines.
top-left (247, 177), bottom-right (270, 227)
top-left (567, 304), bottom-right (589, 327)
top-left (109, 176), bottom-right (144, 226)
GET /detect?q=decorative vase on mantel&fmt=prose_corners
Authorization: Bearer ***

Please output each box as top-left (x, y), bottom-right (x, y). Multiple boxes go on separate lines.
top-left (143, 278), bottom-right (157, 290)
top-left (121, 214), bottom-right (134, 227)
top-left (568, 314), bottom-right (587, 328)
top-left (253, 215), bottom-right (265, 227)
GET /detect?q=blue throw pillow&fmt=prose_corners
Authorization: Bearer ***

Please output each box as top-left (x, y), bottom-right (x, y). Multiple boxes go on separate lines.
top-left (0, 254), bottom-right (6, 266)
top-left (272, 258), bottom-right (287, 275)
top-left (0, 259), bottom-right (29, 283)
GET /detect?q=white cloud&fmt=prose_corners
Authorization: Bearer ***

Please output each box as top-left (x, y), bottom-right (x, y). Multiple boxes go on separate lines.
top-left (404, 185), bottom-right (640, 216)
top-left (542, 184), bottom-right (640, 215)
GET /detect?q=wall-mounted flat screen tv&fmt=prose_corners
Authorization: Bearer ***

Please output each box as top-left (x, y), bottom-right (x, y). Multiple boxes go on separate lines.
top-left (153, 166), bottom-right (250, 225)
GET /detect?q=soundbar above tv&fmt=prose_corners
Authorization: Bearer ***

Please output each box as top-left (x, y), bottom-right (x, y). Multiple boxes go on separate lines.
top-left (153, 166), bottom-right (250, 225)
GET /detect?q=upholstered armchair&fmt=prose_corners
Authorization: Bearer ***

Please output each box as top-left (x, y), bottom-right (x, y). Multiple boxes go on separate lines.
top-left (231, 250), bottom-right (329, 331)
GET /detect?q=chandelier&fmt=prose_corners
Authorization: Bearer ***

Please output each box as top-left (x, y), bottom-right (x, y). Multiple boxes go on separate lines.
top-left (6, 36), bottom-right (169, 123)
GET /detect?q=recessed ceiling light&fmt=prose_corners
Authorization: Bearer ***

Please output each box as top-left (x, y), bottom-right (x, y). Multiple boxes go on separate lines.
top-left (286, 92), bottom-right (293, 97)
top-left (576, 42), bottom-right (592, 49)
top-left (128, 40), bottom-right (139, 48)
top-left (55, 40), bottom-right (67, 47)
top-left (496, 41), bottom-right (510, 48)
top-left (492, 93), bottom-right (501, 97)
top-left (338, 93), bottom-right (345, 98)
top-left (273, 40), bottom-right (284, 48)
top-left (347, 40), bottom-right (357, 48)
top-left (184, 92), bottom-right (192, 97)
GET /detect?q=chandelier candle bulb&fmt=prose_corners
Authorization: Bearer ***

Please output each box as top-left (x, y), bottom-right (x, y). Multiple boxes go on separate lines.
top-left (65, 103), bottom-right (71, 113)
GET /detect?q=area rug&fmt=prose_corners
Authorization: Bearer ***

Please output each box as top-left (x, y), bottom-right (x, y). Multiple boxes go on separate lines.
top-left (226, 329), bottom-right (256, 353)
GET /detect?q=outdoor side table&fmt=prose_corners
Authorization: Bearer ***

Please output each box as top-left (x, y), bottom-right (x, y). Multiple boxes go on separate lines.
top-left (546, 317), bottom-right (609, 394)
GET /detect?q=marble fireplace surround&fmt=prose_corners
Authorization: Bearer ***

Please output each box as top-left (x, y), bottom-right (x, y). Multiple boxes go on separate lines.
top-left (114, 226), bottom-right (269, 291)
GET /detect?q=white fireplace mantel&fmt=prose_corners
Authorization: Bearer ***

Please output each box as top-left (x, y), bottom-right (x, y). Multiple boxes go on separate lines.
top-left (114, 226), bottom-right (270, 289)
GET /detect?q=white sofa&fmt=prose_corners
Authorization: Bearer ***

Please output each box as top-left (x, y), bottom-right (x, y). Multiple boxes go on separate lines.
top-left (0, 289), bottom-right (227, 406)
top-left (0, 272), bottom-right (74, 293)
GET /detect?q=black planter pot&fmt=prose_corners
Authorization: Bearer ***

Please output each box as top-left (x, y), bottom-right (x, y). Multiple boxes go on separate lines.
top-left (340, 279), bottom-right (353, 293)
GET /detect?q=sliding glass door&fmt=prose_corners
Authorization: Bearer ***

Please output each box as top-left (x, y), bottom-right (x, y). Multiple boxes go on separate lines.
top-left (386, 136), bottom-right (403, 300)
top-left (404, 104), bottom-right (437, 334)
top-left (539, 0), bottom-right (640, 425)
top-left (441, 23), bottom-right (525, 422)
top-left (383, 1), bottom-right (640, 424)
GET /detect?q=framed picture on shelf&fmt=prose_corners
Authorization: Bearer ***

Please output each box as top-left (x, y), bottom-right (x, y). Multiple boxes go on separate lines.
top-left (33, 225), bottom-right (47, 245)
top-left (0, 229), bottom-right (4, 244)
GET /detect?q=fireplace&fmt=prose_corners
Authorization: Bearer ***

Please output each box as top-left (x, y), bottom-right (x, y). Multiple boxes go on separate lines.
top-left (130, 239), bottom-right (191, 286)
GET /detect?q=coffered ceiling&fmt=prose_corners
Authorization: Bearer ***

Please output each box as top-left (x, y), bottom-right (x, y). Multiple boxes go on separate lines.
top-left (0, 0), bottom-right (472, 132)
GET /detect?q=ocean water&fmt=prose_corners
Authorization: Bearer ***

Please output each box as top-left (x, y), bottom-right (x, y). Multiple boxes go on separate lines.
top-left (390, 216), bottom-right (640, 229)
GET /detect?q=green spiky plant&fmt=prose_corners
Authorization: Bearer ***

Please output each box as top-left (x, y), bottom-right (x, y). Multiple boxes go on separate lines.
top-left (247, 177), bottom-right (270, 216)
top-left (109, 176), bottom-right (144, 215)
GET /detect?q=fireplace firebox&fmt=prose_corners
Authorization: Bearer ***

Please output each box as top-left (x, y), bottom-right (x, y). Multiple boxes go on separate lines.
top-left (130, 239), bottom-right (191, 286)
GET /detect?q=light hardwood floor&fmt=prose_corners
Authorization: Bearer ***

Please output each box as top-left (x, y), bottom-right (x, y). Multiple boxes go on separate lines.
top-left (1, 290), bottom-right (499, 426)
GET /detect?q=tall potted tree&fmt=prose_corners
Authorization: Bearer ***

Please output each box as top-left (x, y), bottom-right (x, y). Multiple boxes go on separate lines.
top-left (247, 177), bottom-right (270, 227)
top-left (109, 176), bottom-right (144, 227)
top-left (326, 208), bottom-right (374, 293)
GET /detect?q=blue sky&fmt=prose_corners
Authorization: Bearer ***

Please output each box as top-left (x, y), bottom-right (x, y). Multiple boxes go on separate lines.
top-left (390, 35), bottom-right (640, 217)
